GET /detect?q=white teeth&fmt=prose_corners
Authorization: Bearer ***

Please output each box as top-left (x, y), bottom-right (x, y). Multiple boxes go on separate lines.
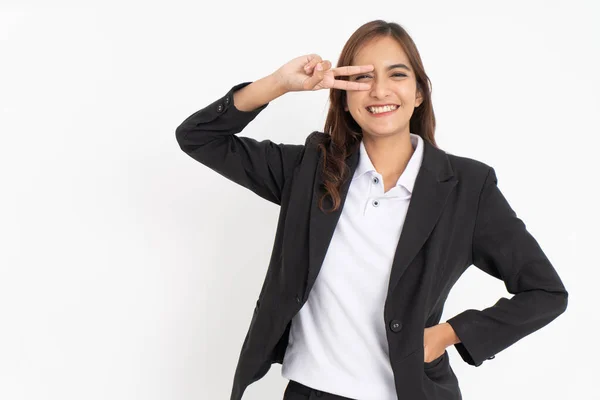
top-left (368, 105), bottom-right (398, 114)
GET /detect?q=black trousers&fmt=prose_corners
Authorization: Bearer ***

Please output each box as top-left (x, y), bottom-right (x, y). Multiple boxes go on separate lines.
top-left (283, 380), bottom-right (357, 400)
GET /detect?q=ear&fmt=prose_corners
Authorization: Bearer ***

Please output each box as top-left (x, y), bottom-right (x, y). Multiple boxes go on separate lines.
top-left (415, 84), bottom-right (424, 108)
top-left (415, 89), bottom-right (423, 108)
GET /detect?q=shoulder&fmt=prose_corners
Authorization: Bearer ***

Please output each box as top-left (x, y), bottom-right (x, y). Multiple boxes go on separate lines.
top-left (304, 130), bottom-right (327, 147)
top-left (446, 151), bottom-right (491, 174)
top-left (439, 147), bottom-right (496, 189)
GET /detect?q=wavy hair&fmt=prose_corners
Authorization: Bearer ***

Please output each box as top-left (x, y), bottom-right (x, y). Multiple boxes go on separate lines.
top-left (315, 20), bottom-right (438, 213)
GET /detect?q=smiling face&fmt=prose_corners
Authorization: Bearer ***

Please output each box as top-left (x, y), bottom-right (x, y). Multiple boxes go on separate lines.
top-left (345, 35), bottom-right (423, 138)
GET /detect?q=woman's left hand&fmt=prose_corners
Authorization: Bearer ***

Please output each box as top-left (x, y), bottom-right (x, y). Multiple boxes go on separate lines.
top-left (423, 323), bottom-right (457, 362)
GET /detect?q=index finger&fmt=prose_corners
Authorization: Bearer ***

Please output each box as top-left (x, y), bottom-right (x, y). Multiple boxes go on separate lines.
top-left (330, 64), bottom-right (374, 91)
top-left (331, 64), bottom-right (374, 77)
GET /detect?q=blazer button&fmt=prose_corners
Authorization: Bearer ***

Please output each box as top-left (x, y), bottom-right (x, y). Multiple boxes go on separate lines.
top-left (389, 320), bottom-right (403, 332)
top-left (224, 96), bottom-right (229, 105)
top-left (217, 104), bottom-right (223, 113)
top-left (487, 355), bottom-right (495, 359)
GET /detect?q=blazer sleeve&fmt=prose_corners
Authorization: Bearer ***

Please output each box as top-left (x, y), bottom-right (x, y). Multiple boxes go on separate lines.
top-left (446, 166), bottom-right (568, 367)
top-left (175, 81), bottom-right (305, 205)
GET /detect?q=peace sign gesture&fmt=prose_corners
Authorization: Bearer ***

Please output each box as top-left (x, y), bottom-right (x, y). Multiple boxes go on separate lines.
top-left (272, 54), bottom-right (374, 92)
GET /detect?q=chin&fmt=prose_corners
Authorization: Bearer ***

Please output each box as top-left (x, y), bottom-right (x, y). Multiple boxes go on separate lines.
top-left (365, 124), bottom-right (400, 134)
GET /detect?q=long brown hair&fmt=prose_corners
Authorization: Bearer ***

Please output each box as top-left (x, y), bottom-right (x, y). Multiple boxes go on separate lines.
top-left (314, 20), bottom-right (438, 213)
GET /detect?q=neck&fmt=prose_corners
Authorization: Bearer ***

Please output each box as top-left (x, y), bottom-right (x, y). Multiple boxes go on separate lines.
top-left (362, 131), bottom-right (414, 179)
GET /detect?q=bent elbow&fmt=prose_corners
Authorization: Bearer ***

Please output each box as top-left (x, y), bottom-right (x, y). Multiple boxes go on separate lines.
top-left (175, 126), bottom-right (188, 149)
top-left (557, 289), bottom-right (568, 315)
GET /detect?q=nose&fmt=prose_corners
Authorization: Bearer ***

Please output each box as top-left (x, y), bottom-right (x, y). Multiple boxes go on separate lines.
top-left (369, 77), bottom-right (392, 99)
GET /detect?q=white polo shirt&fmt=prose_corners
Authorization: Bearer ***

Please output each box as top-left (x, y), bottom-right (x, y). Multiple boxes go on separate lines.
top-left (281, 133), bottom-right (425, 400)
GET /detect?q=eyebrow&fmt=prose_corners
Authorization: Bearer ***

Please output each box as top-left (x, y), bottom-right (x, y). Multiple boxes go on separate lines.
top-left (386, 63), bottom-right (411, 72)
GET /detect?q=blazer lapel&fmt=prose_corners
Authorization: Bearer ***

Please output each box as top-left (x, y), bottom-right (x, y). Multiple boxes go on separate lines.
top-left (306, 136), bottom-right (458, 297)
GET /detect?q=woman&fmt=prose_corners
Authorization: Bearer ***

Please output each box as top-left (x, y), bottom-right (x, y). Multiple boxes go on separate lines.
top-left (175, 20), bottom-right (568, 400)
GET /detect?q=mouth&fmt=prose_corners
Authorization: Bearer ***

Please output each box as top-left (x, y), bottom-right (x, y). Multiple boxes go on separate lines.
top-left (366, 104), bottom-right (399, 117)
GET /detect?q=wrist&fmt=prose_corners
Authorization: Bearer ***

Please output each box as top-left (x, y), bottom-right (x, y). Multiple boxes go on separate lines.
top-left (443, 322), bottom-right (461, 346)
top-left (267, 72), bottom-right (288, 96)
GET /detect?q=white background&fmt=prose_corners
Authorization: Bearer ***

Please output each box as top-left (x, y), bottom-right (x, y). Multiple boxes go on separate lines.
top-left (1, 1), bottom-right (598, 399)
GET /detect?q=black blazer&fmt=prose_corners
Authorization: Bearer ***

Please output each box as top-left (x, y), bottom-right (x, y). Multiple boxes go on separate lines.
top-left (175, 81), bottom-right (568, 400)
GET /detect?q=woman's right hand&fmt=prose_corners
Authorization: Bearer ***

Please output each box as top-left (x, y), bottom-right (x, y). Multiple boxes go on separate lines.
top-left (271, 54), bottom-right (374, 93)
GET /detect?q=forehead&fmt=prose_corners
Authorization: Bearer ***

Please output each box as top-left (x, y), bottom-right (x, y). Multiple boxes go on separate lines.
top-left (353, 36), bottom-right (410, 66)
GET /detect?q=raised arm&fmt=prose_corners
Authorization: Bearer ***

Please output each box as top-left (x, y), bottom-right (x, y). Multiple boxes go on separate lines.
top-left (175, 54), bottom-right (378, 205)
top-left (175, 76), bottom-right (304, 205)
top-left (446, 167), bottom-right (569, 366)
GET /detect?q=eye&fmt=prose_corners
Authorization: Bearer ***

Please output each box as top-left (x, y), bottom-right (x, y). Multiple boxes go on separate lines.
top-left (355, 73), bottom-right (407, 81)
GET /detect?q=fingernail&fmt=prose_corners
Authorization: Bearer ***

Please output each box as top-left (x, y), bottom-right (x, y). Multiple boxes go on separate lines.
top-left (316, 63), bottom-right (323, 71)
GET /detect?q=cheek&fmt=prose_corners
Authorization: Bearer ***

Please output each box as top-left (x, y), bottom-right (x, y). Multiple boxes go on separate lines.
top-left (400, 86), bottom-right (417, 103)
top-left (346, 97), bottom-right (363, 115)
